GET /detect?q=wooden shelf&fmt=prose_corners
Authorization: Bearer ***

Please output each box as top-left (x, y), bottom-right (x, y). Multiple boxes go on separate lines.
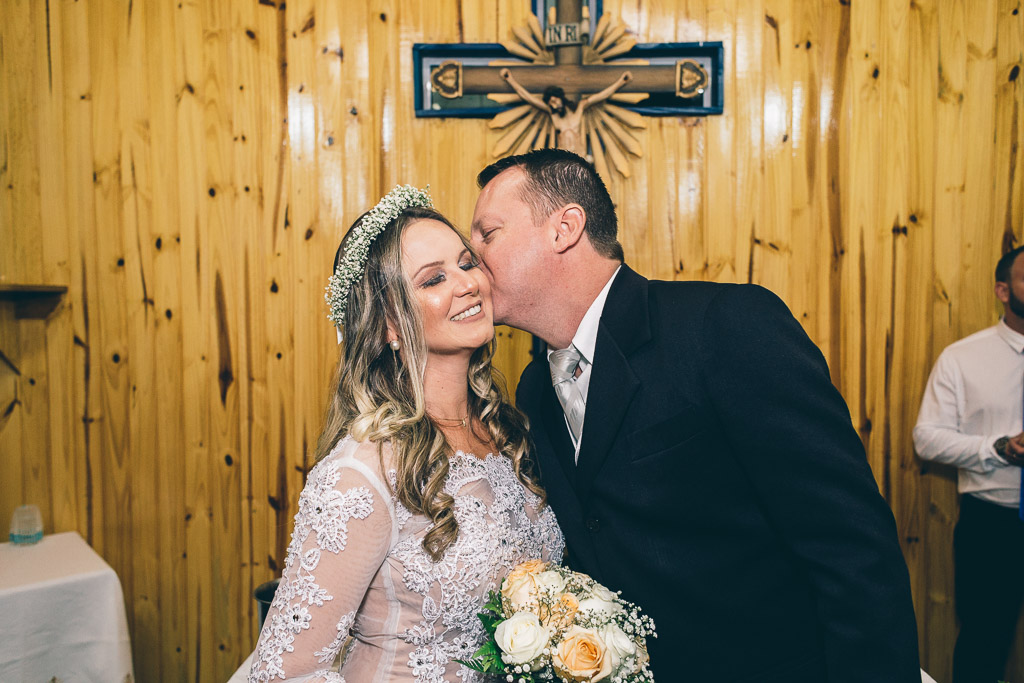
top-left (0, 284), bottom-right (68, 319)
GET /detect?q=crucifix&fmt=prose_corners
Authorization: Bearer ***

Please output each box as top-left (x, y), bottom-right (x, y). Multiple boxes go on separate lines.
top-left (496, 66), bottom-right (634, 158)
top-left (414, 0), bottom-right (723, 178)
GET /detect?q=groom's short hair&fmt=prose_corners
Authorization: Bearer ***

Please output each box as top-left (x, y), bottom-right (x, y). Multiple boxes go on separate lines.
top-left (477, 149), bottom-right (624, 261)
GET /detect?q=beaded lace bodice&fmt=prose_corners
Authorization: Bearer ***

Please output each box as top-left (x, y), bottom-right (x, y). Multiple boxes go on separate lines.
top-left (248, 436), bottom-right (564, 683)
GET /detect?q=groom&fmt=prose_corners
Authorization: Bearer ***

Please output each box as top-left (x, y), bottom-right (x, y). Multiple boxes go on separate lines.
top-left (470, 149), bottom-right (920, 681)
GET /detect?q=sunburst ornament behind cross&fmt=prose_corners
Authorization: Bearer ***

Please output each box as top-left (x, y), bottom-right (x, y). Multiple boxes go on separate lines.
top-left (485, 10), bottom-right (648, 178)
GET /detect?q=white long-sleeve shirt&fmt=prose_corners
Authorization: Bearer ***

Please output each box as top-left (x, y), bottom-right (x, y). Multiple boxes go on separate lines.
top-left (913, 319), bottom-right (1024, 507)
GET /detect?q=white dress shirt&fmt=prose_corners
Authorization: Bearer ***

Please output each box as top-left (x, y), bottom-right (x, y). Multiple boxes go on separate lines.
top-left (913, 319), bottom-right (1024, 507)
top-left (547, 266), bottom-right (621, 461)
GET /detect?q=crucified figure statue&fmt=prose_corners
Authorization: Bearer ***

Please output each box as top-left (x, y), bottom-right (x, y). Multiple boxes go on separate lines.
top-left (499, 68), bottom-right (633, 157)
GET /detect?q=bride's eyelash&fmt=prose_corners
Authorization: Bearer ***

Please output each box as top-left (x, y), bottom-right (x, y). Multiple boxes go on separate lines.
top-left (420, 254), bottom-right (477, 287)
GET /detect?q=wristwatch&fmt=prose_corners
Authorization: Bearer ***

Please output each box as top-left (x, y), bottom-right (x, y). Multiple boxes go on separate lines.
top-left (994, 436), bottom-right (1011, 458)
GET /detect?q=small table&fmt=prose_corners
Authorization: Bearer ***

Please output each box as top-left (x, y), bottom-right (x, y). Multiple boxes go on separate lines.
top-left (0, 531), bottom-right (134, 682)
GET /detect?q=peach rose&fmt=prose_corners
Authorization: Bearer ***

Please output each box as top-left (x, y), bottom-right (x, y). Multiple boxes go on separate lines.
top-left (501, 560), bottom-right (548, 609)
top-left (552, 625), bottom-right (613, 683)
top-left (511, 559), bottom-right (548, 576)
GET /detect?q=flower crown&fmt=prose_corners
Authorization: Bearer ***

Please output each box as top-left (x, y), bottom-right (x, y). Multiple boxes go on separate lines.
top-left (325, 184), bottom-right (432, 333)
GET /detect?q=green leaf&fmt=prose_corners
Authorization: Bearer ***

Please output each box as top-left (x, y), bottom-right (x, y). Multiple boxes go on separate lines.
top-left (478, 611), bottom-right (503, 637)
top-left (457, 640), bottom-right (504, 674)
top-left (454, 657), bottom-right (487, 673)
top-left (483, 589), bottom-right (504, 615)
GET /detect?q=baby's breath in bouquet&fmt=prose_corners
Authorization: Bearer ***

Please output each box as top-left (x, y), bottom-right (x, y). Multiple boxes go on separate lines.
top-left (458, 560), bottom-right (656, 683)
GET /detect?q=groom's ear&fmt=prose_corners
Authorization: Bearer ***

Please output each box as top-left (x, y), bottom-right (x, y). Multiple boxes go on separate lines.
top-left (552, 204), bottom-right (587, 254)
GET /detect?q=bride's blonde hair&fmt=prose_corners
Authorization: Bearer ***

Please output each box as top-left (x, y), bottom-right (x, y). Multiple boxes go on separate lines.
top-left (314, 206), bottom-right (545, 561)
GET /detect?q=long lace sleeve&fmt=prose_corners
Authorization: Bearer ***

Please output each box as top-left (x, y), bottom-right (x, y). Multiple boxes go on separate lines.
top-left (249, 439), bottom-right (395, 683)
top-left (525, 489), bottom-right (565, 566)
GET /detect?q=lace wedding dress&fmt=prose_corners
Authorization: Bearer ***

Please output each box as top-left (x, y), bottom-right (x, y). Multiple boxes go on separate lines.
top-left (248, 436), bottom-right (564, 683)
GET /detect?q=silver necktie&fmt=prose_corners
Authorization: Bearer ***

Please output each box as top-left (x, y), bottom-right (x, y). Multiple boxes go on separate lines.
top-left (549, 345), bottom-right (586, 446)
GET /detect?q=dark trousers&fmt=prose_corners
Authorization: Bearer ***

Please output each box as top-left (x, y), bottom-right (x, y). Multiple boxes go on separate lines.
top-left (953, 493), bottom-right (1024, 683)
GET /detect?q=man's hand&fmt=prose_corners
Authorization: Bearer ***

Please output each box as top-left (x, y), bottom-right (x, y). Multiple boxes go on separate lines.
top-left (998, 432), bottom-right (1024, 466)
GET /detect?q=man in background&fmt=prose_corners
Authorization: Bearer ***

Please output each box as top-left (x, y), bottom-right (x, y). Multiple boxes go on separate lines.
top-left (914, 245), bottom-right (1024, 683)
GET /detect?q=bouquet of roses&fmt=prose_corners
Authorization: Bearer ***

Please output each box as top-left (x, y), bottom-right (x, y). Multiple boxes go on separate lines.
top-left (459, 560), bottom-right (656, 683)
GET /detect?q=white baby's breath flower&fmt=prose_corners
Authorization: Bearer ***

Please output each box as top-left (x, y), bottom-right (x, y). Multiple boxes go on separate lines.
top-left (325, 184), bottom-right (432, 333)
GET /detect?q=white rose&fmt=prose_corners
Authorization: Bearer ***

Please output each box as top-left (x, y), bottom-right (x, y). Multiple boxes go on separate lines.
top-left (534, 570), bottom-right (567, 595)
top-left (494, 611), bottom-right (551, 666)
top-left (576, 583), bottom-right (622, 619)
top-left (599, 623), bottom-right (637, 672)
top-left (589, 584), bottom-right (618, 603)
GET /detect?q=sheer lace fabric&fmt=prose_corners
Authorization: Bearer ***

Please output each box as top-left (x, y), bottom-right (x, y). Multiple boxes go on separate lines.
top-left (248, 436), bottom-right (565, 683)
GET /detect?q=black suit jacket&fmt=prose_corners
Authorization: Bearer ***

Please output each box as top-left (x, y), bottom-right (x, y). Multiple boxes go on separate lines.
top-left (516, 266), bottom-right (919, 682)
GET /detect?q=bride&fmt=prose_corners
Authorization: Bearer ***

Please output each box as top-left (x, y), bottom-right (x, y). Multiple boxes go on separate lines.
top-left (248, 185), bottom-right (564, 683)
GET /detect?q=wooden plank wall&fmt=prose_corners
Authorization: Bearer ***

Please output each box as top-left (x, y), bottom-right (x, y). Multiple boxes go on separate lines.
top-left (0, 1), bottom-right (1021, 681)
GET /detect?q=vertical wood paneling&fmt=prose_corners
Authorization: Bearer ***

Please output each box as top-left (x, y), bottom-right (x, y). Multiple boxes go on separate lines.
top-left (146, 0), bottom-right (188, 676)
top-left (1, 2), bottom-right (1022, 681)
top-left (173, 1), bottom-right (215, 678)
top-left (930, 0), bottom-right (970, 673)
top-left (879, 0), bottom-right (910, 510)
top-left (844, 0), bottom-right (882, 480)
top-left (0, 5), bottom-right (12, 284)
top-left (787, 0), bottom-right (818, 335)
top-left (206, 0), bottom-right (247, 671)
top-left (903, 0), bottom-right (939, 660)
top-left (34, 0), bottom-right (78, 542)
top-left (758, 0), bottom-right (794, 303)
top-left (732, 0), bottom-right (763, 291)
top-left (675, 0), bottom-right (709, 288)
top-left (703, 0), bottom-right (735, 284)
top-left (59, 0), bottom-right (97, 561)
top-left (121, 2), bottom-right (160, 676)
top-left (3, 1), bottom-right (44, 285)
top-left (0, 307), bottom-right (24, 519)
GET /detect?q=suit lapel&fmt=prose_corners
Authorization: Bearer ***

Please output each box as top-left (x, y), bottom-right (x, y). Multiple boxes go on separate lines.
top-left (518, 360), bottom-right (578, 491)
top-left (537, 378), bottom-right (578, 487)
top-left (575, 266), bottom-right (651, 502)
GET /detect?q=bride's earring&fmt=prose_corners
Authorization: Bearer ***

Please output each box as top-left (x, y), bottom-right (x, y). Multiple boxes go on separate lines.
top-left (389, 339), bottom-right (401, 351)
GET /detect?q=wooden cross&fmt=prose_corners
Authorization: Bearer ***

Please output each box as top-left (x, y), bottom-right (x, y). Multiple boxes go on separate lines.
top-left (414, 0), bottom-right (722, 177)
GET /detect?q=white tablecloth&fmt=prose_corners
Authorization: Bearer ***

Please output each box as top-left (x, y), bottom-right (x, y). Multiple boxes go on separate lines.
top-left (0, 531), bottom-right (134, 682)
